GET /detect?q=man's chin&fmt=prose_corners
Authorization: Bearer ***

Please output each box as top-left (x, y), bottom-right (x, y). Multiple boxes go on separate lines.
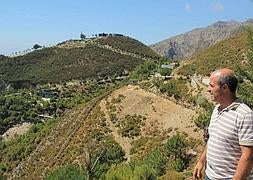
top-left (211, 97), bottom-right (218, 103)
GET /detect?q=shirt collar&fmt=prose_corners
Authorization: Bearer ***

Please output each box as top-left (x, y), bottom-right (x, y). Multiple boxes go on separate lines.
top-left (218, 98), bottom-right (241, 113)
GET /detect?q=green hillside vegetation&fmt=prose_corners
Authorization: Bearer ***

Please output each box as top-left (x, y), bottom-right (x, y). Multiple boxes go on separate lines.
top-left (0, 36), bottom-right (160, 85)
top-left (95, 35), bottom-right (160, 59)
top-left (0, 79), bottom-right (115, 135)
top-left (0, 89), bottom-right (54, 134)
top-left (0, 83), bottom-right (123, 178)
top-left (0, 46), bottom-right (142, 84)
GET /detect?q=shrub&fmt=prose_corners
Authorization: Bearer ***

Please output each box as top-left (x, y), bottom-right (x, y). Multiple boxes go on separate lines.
top-left (165, 134), bottom-right (187, 159)
top-left (105, 163), bottom-right (157, 180)
top-left (45, 164), bottom-right (86, 180)
top-left (157, 79), bottom-right (189, 100)
top-left (194, 112), bottom-right (211, 129)
top-left (143, 149), bottom-right (166, 176)
top-left (171, 158), bottom-right (187, 172)
top-left (130, 60), bottom-right (158, 80)
top-left (118, 114), bottom-right (145, 138)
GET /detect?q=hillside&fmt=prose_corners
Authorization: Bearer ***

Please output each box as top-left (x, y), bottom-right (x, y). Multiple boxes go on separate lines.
top-left (176, 28), bottom-right (253, 110)
top-left (0, 35), bottom-right (160, 85)
top-left (3, 85), bottom-right (203, 179)
top-left (150, 19), bottom-right (253, 60)
top-left (1, 24), bottom-right (253, 180)
top-left (176, 30), bottom-right (250, 76)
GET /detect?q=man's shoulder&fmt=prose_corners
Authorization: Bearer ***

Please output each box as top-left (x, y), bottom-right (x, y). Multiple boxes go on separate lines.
top-left (236, 102), bottom-right (253, 115)
top-left (237, 100), bottom-right (252, 111)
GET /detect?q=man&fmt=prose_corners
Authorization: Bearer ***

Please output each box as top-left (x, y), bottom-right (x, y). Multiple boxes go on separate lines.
top-left (193, 68), bottom-right (253, 179)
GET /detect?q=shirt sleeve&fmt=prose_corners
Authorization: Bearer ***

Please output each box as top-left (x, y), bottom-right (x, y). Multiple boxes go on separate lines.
top-left (238, 111), bottom-right (253, 146)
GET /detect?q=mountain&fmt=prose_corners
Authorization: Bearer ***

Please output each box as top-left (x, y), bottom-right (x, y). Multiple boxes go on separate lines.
top-left (176, 29), bottom-right (250, 76)
top-left (0, 35), bottom-right (160, 85)
top-left (150, 19), bottom-right (253, 60)
top-left (176, 27), bottom-right (253, 109)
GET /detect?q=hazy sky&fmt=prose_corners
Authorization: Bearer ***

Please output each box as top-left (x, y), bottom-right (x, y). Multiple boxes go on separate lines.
top-left (0, 0), bottom-right (253, 55)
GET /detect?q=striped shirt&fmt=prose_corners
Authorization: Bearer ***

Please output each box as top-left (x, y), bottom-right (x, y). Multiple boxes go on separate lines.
top-left (206, 99), bottom-right (253, 179)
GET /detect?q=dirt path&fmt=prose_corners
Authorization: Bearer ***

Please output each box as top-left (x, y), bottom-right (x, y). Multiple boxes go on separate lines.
top-left (99, 100), bottom-right (132, 161)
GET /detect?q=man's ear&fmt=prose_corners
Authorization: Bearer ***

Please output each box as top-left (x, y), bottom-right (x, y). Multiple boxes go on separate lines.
top-left (223, 84), bottom-right (228, 90)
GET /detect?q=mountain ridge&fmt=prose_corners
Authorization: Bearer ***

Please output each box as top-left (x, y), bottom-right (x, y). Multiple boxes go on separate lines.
top-left (150, 19), bottom-right (253, 60)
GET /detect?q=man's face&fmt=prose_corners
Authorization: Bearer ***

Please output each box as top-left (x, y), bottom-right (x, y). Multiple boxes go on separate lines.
top-left (208, 73), bottom-right (223, 103)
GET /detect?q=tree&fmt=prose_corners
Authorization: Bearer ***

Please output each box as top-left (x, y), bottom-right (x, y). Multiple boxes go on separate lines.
top-left (80, 32), bottom-right (86, 40)
top-left (82, 141), bottom-right (105, 180)
top-left (159, 68), bottom-right (172, 76)
top-left (33, 44), bottom-right (42, 49)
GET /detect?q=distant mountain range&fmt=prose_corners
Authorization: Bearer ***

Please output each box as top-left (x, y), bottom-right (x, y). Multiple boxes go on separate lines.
top-left (150, 19), bottom-right (253, 60)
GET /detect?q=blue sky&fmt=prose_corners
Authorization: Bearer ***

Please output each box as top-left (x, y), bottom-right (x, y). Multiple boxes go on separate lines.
top-left (0, 0), bottom-right (253, 55)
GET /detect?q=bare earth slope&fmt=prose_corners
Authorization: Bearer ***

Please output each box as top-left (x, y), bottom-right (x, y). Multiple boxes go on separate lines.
top-left (100, 85), bottom-right (202, 160)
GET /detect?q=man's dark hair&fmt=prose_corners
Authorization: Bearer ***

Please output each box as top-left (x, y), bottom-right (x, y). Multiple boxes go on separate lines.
top-left (218, 75), bottom-right (238, 94)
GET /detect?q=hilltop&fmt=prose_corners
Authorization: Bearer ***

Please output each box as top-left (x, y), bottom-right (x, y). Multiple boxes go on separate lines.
top-left (150, 19), bottom-right (253, 60)
top-left (0, 35), bottom-right (160, 85)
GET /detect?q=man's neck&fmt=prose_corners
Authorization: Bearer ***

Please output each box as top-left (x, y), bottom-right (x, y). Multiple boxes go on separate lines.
top-left (219, 96), bottom-right (236, 110)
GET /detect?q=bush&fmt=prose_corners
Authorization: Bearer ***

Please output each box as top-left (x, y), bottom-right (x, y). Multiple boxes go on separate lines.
top-left (157, 79), bottom-right (189, 100)
top-left (238, 83), bottom-right (253, 109)
top-left (130, 137), bottom-right (149, 155)
top-left (165, 134), bottom-right (190, 172)
top-left (196, 96), bottom-right (213, 111)
top-left (45, 164), bottom-right (86, 180)
top-left (143, 149), bottom-right (166, 176)
top-left (130, 60), bottom-right (158, 80)
top-left (171, 158), bottom-right (187, 172)
top-left (159, 68), bottom-right (172, 76)
top-left (105, 163), bottom-right (157, 180)
top-left (118, 114), bottom-right (145, 138)
top-left (194, 112), bottom-right (211, 129)
top-left (165, 134), bottom-right (187, 159)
